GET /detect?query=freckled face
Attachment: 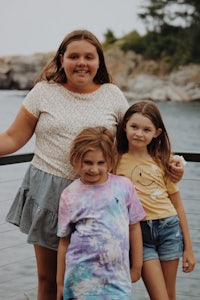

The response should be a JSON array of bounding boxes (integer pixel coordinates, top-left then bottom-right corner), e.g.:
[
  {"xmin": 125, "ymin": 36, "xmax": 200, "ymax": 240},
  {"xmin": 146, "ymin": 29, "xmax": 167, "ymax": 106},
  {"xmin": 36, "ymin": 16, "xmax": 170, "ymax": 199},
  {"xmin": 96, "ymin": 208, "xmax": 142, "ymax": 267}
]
[
  {"xmin": 60, "ymin": 40, "xmax": 100, "ymax": 92},
  {"xmin": 78, "ymin": 149, "xmax": 109, "ymax": 185}
]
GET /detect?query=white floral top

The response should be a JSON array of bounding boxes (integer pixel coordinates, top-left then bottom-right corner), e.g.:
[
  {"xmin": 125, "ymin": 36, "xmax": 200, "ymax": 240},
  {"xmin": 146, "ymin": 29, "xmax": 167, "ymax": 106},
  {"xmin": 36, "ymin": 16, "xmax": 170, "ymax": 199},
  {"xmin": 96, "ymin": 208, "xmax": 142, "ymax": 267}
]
[{"xmin": 22, "ymin": 81, "xmax": 129, "ymax": 179}]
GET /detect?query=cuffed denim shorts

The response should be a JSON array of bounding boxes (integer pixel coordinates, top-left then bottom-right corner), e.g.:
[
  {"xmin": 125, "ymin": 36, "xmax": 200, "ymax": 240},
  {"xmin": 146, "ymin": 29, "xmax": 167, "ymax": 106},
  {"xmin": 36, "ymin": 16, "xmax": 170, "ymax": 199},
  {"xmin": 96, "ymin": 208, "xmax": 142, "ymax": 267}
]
[{"xmin": 140, "ymin": 215, "xmax": 183, "ymax": 261}]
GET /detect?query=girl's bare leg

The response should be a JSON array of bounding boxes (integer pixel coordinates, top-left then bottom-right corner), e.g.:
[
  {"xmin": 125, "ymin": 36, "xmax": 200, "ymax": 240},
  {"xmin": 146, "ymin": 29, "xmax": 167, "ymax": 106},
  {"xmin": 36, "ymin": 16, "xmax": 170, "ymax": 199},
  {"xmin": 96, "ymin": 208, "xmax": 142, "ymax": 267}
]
[
  {"xmin": 34, "ymin": 245, "xmax": 57, "ymax": 300},
  {"xmin": 142, "ymin": 259, "xmax": 179, "ymax": 300},
  {"xmin": 142, "ymin": 259, "xmax": 169, "ymax": 300},
  {"xmin": 161, "ymin": 259, "xmax": 179, "ymax": 300}
]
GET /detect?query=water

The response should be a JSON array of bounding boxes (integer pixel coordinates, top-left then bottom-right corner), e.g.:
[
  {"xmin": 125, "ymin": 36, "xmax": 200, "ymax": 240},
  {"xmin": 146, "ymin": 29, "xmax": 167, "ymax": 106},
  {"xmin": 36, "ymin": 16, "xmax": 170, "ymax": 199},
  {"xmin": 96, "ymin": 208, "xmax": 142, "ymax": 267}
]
[
  {"xmin": 156, "ymin": 101, "xmax": 200, "ymax": 153},
  {"xmin": 0, "ymin": 90, "xmax": 199, "ymax": 153},
  {"xmin": 0, "ymin": 90, "xmax": 200, "ymax": 299}
]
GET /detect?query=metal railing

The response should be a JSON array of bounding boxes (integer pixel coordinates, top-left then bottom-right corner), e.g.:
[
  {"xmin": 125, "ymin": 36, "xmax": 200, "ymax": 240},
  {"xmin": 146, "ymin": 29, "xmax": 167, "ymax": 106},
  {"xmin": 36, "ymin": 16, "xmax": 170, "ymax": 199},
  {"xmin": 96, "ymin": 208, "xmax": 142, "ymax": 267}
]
[
  {"xmin": 1, "ymin": 152, "xmax": 199, "ymax": 165},
  {"xmin": 0, "ymin": 152, "xmax": 199, "ymax": 300}
]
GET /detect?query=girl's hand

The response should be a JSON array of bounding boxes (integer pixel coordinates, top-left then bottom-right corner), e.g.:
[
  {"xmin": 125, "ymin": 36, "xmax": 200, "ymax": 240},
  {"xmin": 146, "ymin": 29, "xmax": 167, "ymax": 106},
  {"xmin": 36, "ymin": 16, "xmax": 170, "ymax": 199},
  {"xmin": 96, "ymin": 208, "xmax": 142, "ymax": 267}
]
[
  {"xmin": 169, "ymin": 155, "xmax": 186, "ymax": 183},
  {"xmin": 182, "ymin": 250, "xmax": 196, "ymax": 273},
  {"xmin": 130, "ymin": 267, "xmax": 142, "ymax": 282}
]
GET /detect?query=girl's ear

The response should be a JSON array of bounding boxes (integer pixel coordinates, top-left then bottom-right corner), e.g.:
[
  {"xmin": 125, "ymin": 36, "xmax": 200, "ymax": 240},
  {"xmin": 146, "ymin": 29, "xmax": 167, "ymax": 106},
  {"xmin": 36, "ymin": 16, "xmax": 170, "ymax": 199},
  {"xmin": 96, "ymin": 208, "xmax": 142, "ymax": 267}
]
[{"xmin": 154, "ymin": 128, "xmax": 162, "ymax": 138}]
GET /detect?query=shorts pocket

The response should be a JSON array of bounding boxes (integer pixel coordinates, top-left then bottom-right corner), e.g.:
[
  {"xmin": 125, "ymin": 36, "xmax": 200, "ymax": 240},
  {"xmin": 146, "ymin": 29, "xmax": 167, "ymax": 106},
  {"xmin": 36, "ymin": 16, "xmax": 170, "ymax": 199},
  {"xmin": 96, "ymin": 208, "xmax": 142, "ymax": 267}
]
[{"xmin": 161, "ymin": 215, "xmax": 179, "ymax": 228}]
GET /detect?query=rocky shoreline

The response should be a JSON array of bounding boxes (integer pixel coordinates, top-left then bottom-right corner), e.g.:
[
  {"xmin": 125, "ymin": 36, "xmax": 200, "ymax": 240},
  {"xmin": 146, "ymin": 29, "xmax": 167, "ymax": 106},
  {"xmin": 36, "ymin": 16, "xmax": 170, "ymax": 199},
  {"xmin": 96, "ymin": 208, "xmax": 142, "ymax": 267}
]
[{"xmin": 0, "ymin": 48, "xmax": 200, "ymax": 102}]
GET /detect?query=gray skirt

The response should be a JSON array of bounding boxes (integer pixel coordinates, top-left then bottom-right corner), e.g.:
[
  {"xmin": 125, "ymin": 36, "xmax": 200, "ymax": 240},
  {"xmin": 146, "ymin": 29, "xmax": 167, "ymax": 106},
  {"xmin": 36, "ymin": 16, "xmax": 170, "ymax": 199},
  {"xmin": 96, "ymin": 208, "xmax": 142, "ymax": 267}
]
[{"xmin": 6, "ymin": 164, "xmax": 72, "ymax": 250}]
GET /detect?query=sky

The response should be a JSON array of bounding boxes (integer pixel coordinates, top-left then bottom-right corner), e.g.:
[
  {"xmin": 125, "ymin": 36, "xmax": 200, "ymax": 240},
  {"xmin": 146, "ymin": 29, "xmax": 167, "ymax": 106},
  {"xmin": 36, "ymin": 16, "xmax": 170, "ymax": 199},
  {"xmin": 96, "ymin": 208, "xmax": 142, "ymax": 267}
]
[{"xmin": 0, "ymin": 0, "xmax": 146, "ymax": 56}]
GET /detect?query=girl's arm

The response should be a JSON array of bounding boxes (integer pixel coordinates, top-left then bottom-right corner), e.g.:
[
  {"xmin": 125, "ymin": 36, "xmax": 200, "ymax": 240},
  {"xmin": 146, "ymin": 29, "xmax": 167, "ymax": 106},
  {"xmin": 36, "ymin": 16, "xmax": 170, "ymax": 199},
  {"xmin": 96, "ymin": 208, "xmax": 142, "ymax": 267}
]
[
  {"xmin": 0, "ymin": 107, "xmax": 37, "ymax": 156},
  {"xmin": 170, "ymin": 192, "xmax": 196, "ymax": 273},
  {"xmin": 57, "ymin": 236, "xmax": 70, "ymax": 300},
  {"xmin": 169, "ymin": 155, "xmax": 186, "ymax": 183},
  {"xmin": 129, "ymin": 222, "xmax": 143, "ymax": 282}
]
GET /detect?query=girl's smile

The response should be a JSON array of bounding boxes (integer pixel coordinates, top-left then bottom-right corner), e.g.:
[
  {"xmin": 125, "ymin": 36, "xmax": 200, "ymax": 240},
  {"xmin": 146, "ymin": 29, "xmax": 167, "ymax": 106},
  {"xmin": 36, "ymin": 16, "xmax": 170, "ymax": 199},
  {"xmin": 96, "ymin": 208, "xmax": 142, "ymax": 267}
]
[{"xmin": 60, "ymin": 40, "xmax": 100, "ymax": 92}]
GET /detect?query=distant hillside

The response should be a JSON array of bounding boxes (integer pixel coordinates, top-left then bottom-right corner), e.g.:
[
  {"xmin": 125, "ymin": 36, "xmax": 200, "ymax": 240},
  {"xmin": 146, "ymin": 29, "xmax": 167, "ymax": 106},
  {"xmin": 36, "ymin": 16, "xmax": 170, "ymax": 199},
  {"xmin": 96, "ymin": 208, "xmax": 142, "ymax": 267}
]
[{"xmin": 0, "ymin": 48, "xmax": 200, "ymax": 102}]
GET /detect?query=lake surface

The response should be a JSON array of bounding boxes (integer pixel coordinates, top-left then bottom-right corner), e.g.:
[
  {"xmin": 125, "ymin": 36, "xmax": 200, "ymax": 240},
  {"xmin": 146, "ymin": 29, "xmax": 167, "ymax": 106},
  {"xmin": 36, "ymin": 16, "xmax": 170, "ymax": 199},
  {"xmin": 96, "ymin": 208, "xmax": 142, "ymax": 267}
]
[
  {"xmin": 0, "ymin": 90, "xmax": 199, "ymax": 300},
  {"xmin": 1, "ymin": 90, "xmax": 199, "ymax": 153}
]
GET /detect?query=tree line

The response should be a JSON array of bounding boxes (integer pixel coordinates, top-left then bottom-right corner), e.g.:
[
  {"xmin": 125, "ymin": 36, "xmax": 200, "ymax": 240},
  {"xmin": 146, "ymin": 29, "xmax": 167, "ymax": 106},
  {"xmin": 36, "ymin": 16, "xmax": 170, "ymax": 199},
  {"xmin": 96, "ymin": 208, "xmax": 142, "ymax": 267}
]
[{"xmin": 103, "ymin": 0, "xmax": 200, "ymax": 69}]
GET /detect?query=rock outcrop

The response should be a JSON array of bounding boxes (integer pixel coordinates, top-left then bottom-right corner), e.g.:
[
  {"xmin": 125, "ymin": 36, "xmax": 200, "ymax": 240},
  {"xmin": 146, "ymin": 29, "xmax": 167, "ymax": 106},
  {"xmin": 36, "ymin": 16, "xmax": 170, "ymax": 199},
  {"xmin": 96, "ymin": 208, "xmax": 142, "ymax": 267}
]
[
  {"xmin": 0, "ymin": 52, "xmax": 53, "ymax": 90},
  {"xmin": 0, "ymin": 48, "xmax": 200, "ymax": 102},
  {"xmin": 105, "ymin": 48, "xmax": 200, "ymax": 102}
]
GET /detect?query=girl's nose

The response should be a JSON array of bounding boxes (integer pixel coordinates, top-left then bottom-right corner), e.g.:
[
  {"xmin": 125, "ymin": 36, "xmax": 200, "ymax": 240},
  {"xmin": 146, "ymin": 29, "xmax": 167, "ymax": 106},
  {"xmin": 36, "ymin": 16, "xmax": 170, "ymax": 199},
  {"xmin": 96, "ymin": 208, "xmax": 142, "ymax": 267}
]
[
  {"xmin": 89, "ymin": 165, "xmax": 98, "ymax": 173},
  {"xmin": 135, "ymin": 129, "xmax": 143, "ymax": 136},
  {"xmin": 77, "ymin": 57, "xmax": 86, "ymax": 66}
]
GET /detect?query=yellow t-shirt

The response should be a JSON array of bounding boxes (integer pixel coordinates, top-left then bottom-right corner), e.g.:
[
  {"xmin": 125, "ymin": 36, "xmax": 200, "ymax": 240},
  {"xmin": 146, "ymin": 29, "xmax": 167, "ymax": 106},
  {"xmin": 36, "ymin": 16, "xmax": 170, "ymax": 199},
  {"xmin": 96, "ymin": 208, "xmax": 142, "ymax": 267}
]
[{"xmin": 116, "ymin": 153, "xmax": 178, "ymax": 220}]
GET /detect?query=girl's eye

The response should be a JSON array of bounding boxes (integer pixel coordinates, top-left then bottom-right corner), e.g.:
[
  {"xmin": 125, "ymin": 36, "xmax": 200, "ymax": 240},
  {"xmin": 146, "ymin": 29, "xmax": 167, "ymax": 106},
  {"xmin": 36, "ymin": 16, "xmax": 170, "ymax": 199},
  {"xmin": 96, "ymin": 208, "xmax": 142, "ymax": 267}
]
[
  {"xmin": 68, "ymin": 54, "xmax": 78, "ymax": 59},
  {"xmin": 83, "ymin": 160, "xmax": 92, "ymax": 165},
  {"xmin": 86, "ymin": 55, "xmax": 93, "ymax": 59},
  {"xmin": 69, "ymin": 55, "xmax": 77, "ymax": 60},
  {"xmin": 98, "ymin": 161, "xmax": 105, "ymax": 165}
]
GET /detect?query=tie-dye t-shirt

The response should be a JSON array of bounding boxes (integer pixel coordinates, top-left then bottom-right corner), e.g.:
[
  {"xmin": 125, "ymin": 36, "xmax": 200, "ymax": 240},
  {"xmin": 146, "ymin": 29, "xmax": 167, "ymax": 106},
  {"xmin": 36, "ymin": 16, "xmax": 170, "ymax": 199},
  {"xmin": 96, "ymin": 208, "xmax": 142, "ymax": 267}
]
[{"xmin": 57, "ymin": 173, "xmax": 145, "ymax": 299}]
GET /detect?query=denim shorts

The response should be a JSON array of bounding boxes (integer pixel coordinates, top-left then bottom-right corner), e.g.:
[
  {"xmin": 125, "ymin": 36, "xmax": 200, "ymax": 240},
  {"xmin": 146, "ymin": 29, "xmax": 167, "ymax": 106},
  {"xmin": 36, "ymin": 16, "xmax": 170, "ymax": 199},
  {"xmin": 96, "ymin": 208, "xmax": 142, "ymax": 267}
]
[{"xmin": 140, "ymin": 215, "xmax": 183, "ymax": 261}]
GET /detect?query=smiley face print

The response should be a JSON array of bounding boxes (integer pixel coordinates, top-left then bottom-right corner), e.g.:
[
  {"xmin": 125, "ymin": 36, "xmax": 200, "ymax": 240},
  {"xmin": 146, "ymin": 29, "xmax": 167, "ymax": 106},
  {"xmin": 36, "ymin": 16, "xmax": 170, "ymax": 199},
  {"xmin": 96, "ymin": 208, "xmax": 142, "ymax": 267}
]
[{"xmin": 130, "ymin": 163, "xmax": 163, "ymax": 201}]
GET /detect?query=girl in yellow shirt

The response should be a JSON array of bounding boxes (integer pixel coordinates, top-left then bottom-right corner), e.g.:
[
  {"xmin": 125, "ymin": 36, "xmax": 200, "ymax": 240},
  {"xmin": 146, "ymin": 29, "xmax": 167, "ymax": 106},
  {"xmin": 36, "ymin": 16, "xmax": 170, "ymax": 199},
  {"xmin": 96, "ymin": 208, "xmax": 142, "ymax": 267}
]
[{"xmin": 116, "ymin": 101, "xmax": 196, "ymax": 300}]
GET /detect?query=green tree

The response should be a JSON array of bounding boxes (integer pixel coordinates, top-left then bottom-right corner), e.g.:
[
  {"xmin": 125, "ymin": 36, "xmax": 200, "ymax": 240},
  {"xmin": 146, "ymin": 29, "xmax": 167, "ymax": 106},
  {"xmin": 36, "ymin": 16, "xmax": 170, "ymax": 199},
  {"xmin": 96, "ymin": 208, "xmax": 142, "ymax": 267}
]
[
  {"xmin": 120, "ymin": 31, "xmax": 145, "ymax": 53},
  {"xmin": 135, "ymin": 0, "xmax": 200, "ymax": 67},
  {"xmin": 103, "ymin": 29, "xmax": 117, "ymax": 48},
  {"xmin": 139, "ymin": 0, "xmax": 199, "ymax": 32}
]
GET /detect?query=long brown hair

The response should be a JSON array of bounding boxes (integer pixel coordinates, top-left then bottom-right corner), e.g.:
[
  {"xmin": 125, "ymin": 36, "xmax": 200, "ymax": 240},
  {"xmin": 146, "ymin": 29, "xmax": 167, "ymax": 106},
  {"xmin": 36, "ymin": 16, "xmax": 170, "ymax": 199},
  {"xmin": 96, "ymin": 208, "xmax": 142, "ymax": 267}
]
[
  {"xmin": 116, "ymin": 101, "xmax": 172, "ymax": 174},
  {"xmin": 35, "ymin": 29, "xmax": 112, "ymax": 84}
]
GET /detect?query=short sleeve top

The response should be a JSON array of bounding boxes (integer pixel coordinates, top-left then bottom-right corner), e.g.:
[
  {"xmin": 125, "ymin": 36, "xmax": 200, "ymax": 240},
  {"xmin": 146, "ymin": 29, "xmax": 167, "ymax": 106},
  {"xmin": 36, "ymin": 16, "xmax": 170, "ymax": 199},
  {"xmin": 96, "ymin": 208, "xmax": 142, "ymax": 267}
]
[
  {"xmin": 22, "ymin": 81, "xmax": 129, "ymax": 178},
  {"xmin": 116, "ymin": 153, "xmax": 178, "ymax": 220},
  {"xmin": 57, "ymin": 173, "xmax": 146, "ymax": 298},
  {"xmin": 58, "ymin": 173, "xmax": 146, "ymax": 238}
]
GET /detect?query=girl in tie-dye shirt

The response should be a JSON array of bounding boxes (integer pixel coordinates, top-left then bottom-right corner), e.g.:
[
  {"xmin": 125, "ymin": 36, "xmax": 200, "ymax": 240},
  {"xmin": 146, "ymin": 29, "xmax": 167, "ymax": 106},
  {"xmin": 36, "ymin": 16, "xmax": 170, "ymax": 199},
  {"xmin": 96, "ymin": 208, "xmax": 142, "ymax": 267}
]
[{"xmin": 57, "ymin": 126, "xmax": 146, "ymax": 300}]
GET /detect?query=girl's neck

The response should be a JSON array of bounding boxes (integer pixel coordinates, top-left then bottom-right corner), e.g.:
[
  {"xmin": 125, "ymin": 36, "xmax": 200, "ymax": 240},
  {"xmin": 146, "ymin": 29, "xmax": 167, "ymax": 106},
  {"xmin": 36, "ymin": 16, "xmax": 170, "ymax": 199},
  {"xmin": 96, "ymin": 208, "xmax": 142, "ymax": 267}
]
[
  {"xmin": 62, "ymin": 83, "xmax": 101, "ymax": 94},
  {"xmin": 128, "ymin": 147, "xmax": 150, "ymax": 158}
]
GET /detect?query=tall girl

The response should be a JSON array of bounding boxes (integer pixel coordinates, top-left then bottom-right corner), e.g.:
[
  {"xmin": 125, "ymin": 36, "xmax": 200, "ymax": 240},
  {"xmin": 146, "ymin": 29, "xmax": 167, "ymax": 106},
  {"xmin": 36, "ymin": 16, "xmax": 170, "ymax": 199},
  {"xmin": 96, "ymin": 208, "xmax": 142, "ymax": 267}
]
[
  {"xmin": 56, "ymin": 126, "xmax": 146, "ymax": 300},
  {"xmin": 116, "ymin": 101, "xmax": 196, "ymax": 300}
]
